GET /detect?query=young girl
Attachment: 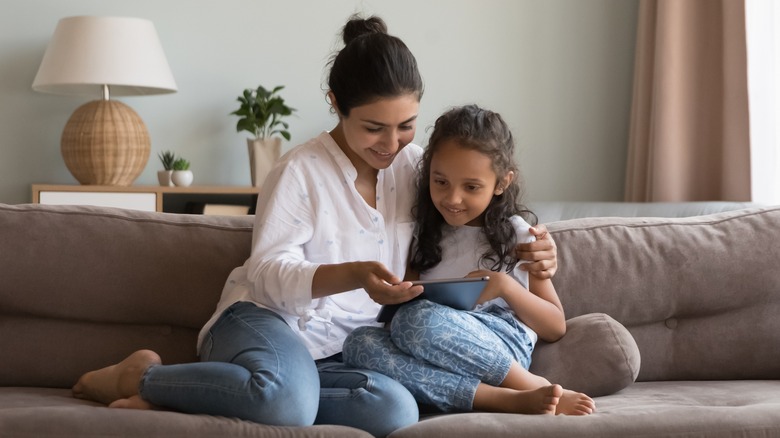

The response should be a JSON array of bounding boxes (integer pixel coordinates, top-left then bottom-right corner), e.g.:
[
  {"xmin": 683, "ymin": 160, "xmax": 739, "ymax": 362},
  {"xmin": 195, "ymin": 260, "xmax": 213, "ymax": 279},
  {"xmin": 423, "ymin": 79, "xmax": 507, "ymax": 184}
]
[{"xmin": 343, "ymin": 104, "xmax": 595, "ymax": 415}]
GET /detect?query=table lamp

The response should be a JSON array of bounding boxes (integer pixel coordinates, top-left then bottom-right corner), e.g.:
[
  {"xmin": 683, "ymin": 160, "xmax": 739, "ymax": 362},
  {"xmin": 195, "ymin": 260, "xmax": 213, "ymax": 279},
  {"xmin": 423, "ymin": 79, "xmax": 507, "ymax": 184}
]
[{"xmin": 32, "ymin": 16, "xmax": 177, "ymax": 186}]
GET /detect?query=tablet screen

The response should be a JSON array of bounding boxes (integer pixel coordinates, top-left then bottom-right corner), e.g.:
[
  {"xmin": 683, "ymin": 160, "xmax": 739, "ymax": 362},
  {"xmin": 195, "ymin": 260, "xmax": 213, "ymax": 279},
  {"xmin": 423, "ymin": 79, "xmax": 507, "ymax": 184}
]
[{"xmin": 376, "ymin": 276, "xmax": 489, "ymax": 323}]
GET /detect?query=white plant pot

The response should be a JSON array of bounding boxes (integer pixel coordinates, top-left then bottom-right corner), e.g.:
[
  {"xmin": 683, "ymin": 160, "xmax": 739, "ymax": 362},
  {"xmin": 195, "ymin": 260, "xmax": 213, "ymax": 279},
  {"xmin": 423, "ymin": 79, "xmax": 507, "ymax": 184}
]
[
  {"xmin": 248, "ymin": 137, "xmax": 281, "ymax": 187},
  {"xmin": 157, "ymin": 170, "xmax": 174, "ymax": 186},
  {"xmin": 172, "ymin": 170, "xmax": 193, "ymax": 187}
]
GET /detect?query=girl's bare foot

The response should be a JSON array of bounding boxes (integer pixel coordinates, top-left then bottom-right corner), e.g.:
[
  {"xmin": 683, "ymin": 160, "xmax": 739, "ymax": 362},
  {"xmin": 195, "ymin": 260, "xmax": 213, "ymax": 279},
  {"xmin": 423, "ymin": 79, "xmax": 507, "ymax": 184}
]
[
  {"xmin": 555, "ymin": 389, "xmax": 595, "ymax": 415},
  {"xmin": 509, "ymin": 384, "xmax": 562, "ymax": 415},
  {"xmin": 474, "ymin": 382, "xmax": 562, "ymax": 414},
  {"xmin": 72, "ymin": 350, "xmax": 161, "ymax": 406}
]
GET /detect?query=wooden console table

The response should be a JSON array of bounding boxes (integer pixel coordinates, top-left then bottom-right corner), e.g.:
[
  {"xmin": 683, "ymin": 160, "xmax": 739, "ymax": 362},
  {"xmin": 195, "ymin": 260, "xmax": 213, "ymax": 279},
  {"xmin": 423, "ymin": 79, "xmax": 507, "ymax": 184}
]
[{"xmin": 32, "ymin": 184, "xmax": 260, "ymax": 213}]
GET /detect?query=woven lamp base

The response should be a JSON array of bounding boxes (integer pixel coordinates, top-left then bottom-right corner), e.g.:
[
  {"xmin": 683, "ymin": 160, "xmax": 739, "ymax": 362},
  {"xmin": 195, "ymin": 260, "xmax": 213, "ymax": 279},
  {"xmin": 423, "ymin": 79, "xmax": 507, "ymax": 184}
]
[{"xmin": 61, "ymin": 99, "xmax": 150, "ymax": 186}]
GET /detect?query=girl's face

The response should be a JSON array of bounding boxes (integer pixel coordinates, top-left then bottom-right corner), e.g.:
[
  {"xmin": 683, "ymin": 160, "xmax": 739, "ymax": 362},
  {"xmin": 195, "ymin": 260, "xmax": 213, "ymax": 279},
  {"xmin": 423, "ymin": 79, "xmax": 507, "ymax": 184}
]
[
  {"xmin": 429, "ymin": 140, "xmax": 512, "ymax": 227},
  {"xmin": 334, "ymin": 94, "xmax": 419, "ymax": 171}
]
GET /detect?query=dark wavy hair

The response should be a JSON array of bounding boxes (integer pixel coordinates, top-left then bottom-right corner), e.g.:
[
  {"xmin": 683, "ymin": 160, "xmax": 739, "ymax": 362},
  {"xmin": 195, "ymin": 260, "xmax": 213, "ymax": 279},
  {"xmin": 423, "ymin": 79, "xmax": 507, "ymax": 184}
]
[
  {"xmin": 409, "ymin": 104, "xmax": 536, "ymax": 274},
  {"xmin": 327, "ymin": 15, "xmax": 424, "ymax": 116}
]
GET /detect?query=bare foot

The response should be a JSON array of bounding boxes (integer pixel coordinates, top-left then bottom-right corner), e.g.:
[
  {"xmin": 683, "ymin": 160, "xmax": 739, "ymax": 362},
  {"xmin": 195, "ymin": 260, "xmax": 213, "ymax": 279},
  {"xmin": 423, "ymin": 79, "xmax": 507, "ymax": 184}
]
[
  {"xmin": 72, "ymin": 350, "xmax": 161, "ymax": 405},
  {"xmin": 110, "ymin": 394, "xmax": 157, "ymax": 410},
  {"xmin": 509, "ymin": 384, "xmax": 562, "ymax": 415},
  {"xmin": 555, "ymin": 389, "xmax": 595, "ymax": 415}
]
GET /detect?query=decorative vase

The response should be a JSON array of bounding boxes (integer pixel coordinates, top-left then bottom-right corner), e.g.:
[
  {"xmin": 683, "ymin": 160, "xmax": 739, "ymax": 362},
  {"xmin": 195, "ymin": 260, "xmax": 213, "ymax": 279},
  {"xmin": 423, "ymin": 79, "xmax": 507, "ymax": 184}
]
[
  {"xmin": 172, "ymin": 170, "xmax": 193, "ymax": 187},
  {"xmin": 247, "ymin": 137, "xmax": 281, "ymax": 187},
  {"xmin": 157, "ymin": 170, "xmax": 174, "ymax": 186}
]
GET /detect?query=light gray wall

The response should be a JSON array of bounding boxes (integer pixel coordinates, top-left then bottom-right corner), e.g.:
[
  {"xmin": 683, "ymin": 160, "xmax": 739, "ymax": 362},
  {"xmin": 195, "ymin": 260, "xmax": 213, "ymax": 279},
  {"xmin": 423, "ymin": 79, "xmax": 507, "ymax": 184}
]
[{"xmin": 0, "ymin": 0, "xmax": 638, "ymax": 205}]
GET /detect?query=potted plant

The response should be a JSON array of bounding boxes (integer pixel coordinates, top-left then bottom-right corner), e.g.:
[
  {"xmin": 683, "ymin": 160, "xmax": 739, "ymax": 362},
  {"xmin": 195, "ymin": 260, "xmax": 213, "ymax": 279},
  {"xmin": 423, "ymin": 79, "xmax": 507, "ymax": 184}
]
[
  {"xmin": 171, "ymin": 157, "xmax": 193, "ymax": 187},
  {"xmin": 157, "ymin": 150, "xmax": 176, "ymax": 186},
  {"xmin": 231, "ymin": 85, "xmax": 295, "ymax": 187}
]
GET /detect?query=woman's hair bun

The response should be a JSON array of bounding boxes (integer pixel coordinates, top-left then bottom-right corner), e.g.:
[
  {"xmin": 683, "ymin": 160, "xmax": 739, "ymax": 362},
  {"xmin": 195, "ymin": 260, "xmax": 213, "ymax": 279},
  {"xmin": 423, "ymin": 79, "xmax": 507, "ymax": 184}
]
[{"xmin": 342, "ymin": 15, "xmax": 388, "ymax": 45}]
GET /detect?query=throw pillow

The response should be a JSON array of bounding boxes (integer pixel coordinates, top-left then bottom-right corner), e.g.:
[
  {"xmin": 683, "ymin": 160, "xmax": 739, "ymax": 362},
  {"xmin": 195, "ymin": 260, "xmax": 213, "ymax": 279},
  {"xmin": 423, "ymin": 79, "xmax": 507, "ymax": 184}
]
[{"xmin": 529, "ymin": 312, "xmax": 640, "ymax": 397}]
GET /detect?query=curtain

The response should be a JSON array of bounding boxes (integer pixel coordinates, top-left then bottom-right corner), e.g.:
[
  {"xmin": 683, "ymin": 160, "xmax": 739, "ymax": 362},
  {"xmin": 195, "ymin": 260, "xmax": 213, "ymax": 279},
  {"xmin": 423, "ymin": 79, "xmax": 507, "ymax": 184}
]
[
  {"xmin": 625, "ymin": 0, "xmax": 751, "ymax": 202},
  {"xmin": 745, "ymin": 0, "xmax": 780, "ymax": 205}
]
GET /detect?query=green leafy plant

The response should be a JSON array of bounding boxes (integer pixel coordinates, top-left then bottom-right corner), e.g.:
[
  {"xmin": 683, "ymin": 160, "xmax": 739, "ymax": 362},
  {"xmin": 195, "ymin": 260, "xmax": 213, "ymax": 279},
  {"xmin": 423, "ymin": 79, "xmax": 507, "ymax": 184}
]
[
  {"xmin": 172, "ymin": 158, "xmax": 190, "ymax": 171},
  {"xmin": 231, "ymin": 85, "xmax": 295, "ymax": 141},
  {"xmin": 158, "ymin": 150, "xmax": 176, "ymax": 170}
]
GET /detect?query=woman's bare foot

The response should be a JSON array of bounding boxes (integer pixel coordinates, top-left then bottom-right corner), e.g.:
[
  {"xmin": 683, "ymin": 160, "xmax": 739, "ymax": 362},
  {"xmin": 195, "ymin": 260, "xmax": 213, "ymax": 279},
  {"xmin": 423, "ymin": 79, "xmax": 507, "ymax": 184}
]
[
  {"xmin": 110, "ymin": 394, "xmax": 157, "ymax": 410},
  {"xmin": 72, "ymin": 350, "xmax": 161, "ymax": 406},
  {"xmin": 555, "ymin": 389, "xmax": 595, "ymax": 415},
  {"xmin": 508, "ymin": 384, "xmax": 562, "ymax": 415}
]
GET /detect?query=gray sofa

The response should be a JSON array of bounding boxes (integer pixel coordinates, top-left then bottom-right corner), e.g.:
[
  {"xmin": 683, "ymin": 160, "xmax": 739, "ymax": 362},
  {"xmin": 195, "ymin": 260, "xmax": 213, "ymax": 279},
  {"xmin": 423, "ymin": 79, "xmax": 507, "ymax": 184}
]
[{"xmin": 1, "ymin": 201, "xmax": 778, "ymax": 437}]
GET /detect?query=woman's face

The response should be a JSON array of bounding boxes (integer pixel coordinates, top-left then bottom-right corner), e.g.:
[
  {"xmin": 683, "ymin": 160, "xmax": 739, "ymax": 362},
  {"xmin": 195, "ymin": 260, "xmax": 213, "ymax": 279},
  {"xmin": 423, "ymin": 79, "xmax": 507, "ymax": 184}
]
[{"xmin": 334, "ymin": 94, "xmax": 419, "ymax": 171}]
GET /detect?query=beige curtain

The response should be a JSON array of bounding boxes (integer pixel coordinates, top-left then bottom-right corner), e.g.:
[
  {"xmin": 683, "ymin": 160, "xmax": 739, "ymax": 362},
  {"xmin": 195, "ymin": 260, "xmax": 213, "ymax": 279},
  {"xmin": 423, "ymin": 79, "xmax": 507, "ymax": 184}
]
[{"xmin": 625, "ymin": 0, "xmax": 751, "ymax": 202}]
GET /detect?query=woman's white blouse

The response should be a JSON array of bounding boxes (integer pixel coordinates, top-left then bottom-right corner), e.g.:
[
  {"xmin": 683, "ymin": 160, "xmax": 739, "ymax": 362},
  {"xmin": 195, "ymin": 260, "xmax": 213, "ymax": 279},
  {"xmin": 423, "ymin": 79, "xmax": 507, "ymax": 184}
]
[{"xmin": 198, "ymin": 132, "xmax": 421, "ymax": 359}]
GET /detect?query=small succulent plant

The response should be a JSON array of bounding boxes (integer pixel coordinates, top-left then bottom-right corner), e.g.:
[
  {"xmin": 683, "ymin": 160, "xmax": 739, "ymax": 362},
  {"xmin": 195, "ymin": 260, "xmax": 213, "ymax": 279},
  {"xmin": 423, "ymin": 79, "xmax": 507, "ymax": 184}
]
[
  {"xmin": 172, "ymin": 158, "xmax": 190, "ymax": 171},
  {"xmin": 158, "ymin": 151, "xmax": 176, "ymax": 171}
]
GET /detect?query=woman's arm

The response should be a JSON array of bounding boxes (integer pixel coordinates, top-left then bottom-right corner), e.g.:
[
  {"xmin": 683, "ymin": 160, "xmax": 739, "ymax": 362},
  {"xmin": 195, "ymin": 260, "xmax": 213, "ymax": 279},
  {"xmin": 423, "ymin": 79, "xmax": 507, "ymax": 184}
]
[
  {"xmin": 516, "ymin": 225, "xmax": 557, "ymax": 279},
  {"xmin": 312, "ymin": 262, "xmax": 422, "ymax": 304}
]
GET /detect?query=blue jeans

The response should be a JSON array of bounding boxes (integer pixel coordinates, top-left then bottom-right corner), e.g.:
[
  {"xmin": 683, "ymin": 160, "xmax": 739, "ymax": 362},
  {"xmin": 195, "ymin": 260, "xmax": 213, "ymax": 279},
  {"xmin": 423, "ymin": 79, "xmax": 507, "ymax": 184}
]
[
  {"xmin": 139, "ymin": 302, "xmax": 418, "ymax": 437},
  {"xmin": 342, "ymin": 300, "xmax": 534, "ymax": 412}
]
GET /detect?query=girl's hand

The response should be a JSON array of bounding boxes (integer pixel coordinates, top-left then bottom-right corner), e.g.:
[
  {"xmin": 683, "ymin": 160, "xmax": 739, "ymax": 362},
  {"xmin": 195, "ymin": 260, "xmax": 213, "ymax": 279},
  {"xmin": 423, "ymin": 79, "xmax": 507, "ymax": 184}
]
[
  {"xmin": 516, "ymin": 224, "xmax": 558, "ymax": 279},
  {"xmin": 467, "ymin": 270, "xmax": 512, "ymax": 304},
  {"xmin": 352, "ymin": 261, "xmax": 423, "ymax": 305}
]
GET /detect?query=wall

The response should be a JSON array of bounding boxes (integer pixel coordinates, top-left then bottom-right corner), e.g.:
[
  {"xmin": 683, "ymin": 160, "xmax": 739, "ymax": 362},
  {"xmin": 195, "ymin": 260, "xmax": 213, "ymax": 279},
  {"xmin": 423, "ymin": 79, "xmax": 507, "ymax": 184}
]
[{"xmin": 0, "ymin": 0, "xmax": 638, "ymax": 205}]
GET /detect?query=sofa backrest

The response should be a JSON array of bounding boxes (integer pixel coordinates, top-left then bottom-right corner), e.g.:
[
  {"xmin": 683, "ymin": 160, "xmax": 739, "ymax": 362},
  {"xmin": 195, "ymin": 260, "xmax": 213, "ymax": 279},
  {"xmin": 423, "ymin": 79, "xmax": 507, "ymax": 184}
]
[
  {"xmin": 0, "ymin": 204, "xmax": 254, "ymax": 388},
  {"xmin": 3, "ymin": 203, "xmax": 777, "ymax": 387},
  {"xmin": 528, "ymin": 201, "xmax": 759, "ymax": 223},
  {"xmin": 548, "ymin": 205, "xmax": 780, "ymax": 381}
]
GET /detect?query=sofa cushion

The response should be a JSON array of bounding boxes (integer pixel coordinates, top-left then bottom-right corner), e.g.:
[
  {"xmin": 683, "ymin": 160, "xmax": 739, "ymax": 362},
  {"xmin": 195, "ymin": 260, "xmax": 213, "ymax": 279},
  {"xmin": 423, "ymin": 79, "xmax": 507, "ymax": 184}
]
[
  {"xmin": 547, "ymin": 206, "xmax": 780, "ymax": 381},
  {"xmin": 390, "ymin": 380, "xmax": 780, "ymax": 438},
  {"xmin": 0, "ymin": 204, "xmax": 254, "ymax": 387},
  {"xmin": 0, "ymin": 387, "xmax": 372, "ymax": 437},
  {"xmin": 530, "ymin": 313, "xmax": 640, "ymax": 396}
]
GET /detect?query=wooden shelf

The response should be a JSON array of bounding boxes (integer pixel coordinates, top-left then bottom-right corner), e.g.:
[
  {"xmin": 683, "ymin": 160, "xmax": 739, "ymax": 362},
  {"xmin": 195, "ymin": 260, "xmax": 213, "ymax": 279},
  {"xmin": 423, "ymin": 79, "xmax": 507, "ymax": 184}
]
[{"xmin": 32, "ymin": 184, "xmax": 260, "ymax": 213}]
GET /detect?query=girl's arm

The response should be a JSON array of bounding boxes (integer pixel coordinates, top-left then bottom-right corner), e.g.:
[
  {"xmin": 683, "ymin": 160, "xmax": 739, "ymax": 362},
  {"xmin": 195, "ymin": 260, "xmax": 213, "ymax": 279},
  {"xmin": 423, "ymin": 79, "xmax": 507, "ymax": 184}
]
[
  {"xmin": 474, "ymin": 271, "xmax": 566, "ymax": 342},
  {"xmin": 516, "ymin": 274, "xmax": 566, "ymax": 341}
]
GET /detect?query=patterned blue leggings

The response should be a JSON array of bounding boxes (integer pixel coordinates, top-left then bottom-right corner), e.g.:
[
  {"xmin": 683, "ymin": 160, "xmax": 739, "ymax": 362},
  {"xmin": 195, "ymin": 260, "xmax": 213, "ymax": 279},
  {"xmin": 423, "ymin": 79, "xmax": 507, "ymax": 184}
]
[{"xmin": 342, "ymin": 300, "xmax": 534, "ymax": 412}]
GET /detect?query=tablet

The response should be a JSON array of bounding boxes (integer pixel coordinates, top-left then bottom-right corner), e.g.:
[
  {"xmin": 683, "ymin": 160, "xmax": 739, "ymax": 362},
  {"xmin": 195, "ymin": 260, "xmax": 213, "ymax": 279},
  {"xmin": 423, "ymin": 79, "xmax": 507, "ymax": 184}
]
[{"xmin": 376, "ymin": 276, "xmax": 490, "ymax": 323}]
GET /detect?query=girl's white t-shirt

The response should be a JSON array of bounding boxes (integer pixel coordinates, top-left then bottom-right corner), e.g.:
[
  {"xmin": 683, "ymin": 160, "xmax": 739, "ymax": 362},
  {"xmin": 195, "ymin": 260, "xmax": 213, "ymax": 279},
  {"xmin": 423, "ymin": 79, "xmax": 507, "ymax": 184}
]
[{"xmin": 419, "ymin": 216, "xmax": 539, "ymax": 344}]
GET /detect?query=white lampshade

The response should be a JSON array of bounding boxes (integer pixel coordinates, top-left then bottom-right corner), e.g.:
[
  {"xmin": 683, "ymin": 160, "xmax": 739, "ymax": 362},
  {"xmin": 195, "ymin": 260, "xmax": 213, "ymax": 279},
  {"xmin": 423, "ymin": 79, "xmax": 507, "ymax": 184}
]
[
  {"xmin": 33, "ymin": 16, "xmax": 177, "ymax": 96},
  {"xmin": 32, "ymin": 16, "xmax": 177, "ymax": 186}
]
